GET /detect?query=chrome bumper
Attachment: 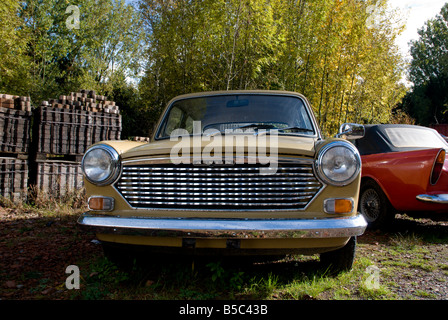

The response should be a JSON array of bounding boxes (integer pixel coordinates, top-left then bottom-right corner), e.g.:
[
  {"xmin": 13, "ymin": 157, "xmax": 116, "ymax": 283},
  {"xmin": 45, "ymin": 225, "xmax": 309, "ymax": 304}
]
[
  {"xmin": 78, "ymin": 213, "xmax": 367, "ymax": 239},
  {"xmin": 416, "ymin": 194, "xmax": 448, "ymax": 204}
]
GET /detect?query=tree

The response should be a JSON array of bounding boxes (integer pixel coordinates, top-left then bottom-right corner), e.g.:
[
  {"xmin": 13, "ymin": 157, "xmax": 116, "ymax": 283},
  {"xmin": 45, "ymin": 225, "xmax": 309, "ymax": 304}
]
[
  {"xmin": 8, "ymin": 0, "xmax": 144, "ymax": 103},
  {"xmin": 138, "ymin": 0, "xmax": 406, "ymax": 135},
  {"xmin": 139, "ymin": 0, "xmax": 280, "ymax": 118},
  {"xmin": 401, "ymin": 3, "xmax": 448, "ymax": 126},
  {"xmin": 274, "ymin": 0, "xmax": 406, "ymax": 135},
  {"xmin": 0, "ymin": 0, "xmax": 32, "ymax": 95}
]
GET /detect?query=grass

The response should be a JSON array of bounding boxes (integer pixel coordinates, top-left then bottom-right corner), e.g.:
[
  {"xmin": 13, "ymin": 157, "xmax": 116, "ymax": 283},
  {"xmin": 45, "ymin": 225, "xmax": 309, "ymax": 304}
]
[
  {"xmin": 61, "ymin": 252, "xmax": 399, "ymax": 300},
  {"xmin": 78, "ymin": 227, "xmax": 445, "ymax": 301},
  {"xmin": 0, "ymin": 192, "xmax": 446, "ymax": 301}
]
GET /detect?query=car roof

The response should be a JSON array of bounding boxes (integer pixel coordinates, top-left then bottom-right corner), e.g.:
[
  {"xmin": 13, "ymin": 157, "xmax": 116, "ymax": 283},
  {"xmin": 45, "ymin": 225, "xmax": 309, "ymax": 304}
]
[{"xmin": 352, "ymin": 124, "xmax": 442, "ymax": 155}]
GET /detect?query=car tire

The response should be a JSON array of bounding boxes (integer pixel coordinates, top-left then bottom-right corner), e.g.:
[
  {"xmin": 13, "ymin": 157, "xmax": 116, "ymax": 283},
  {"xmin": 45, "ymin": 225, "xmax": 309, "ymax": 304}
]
[
  {"xmin": 359, "ymin": 180, "xmax": 394, "ymax": 229},
  {"xmin": 320, "ymin": 236, "xmax": 356, "ymax": 274},
  {"xmin": 101, "ymin": 242, "xmax": 138, "ymax": 269}
]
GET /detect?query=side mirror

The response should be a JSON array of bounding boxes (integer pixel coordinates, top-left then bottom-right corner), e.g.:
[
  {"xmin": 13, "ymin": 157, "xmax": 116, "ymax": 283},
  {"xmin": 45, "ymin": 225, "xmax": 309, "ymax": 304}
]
[{"xmin": 336, "ymin": 123, "xmax": 365, "ymax": 140}]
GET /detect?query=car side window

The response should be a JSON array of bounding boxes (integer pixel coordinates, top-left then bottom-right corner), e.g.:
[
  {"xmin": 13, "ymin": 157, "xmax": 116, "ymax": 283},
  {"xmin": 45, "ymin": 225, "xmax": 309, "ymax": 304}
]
[{"xmin": 163, "ymin": 106, "xmax": 184, "ymax": 136}]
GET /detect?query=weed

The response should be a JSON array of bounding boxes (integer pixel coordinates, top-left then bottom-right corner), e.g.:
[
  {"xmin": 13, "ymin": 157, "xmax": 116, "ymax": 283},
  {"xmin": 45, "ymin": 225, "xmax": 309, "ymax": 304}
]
[
  {"xmin": 248, "ymin": 272, "xmax": 279, "ymax": 294},
  {"xmin": 74, "ymin": 257, "xmax": 130, "ymax": 299},
  {"xmin": 390, "ymin": 232, "xmax": 423, "ymax": 251},
  {"xmin": 204, "ymin": 260, "xmax": 246, "ymax": 290},
  {"xmin": 229, "ymin": 271, "xmax": 245, "ymax": 290},
  {"xmin": 281, "ymin": 273, "xmax": 330, "ymax": 299},
  {"xmin": 415, "ymin": 290, "xmax": 437, "ymax": 299},
  {"xmin": 206, "ymin": 261, "xmax": 225, "ymax": 283},
  {"xmin": 358, "ymin": 283, "xmax": 391, "ymax": 300}
]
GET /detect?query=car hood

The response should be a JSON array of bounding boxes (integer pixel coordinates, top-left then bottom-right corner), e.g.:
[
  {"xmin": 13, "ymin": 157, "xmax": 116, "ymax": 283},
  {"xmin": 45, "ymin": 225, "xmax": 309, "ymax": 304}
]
[{"xmin": 112, "ymin": 134, "xmax": 318, "ymax": 160}]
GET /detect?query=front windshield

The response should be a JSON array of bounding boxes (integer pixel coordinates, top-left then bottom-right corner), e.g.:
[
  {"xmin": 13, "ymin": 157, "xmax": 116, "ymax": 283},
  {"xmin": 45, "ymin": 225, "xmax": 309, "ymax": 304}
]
[{"xmin": 156, "ymin": 94, "xmax": 316, "ymax": 139}]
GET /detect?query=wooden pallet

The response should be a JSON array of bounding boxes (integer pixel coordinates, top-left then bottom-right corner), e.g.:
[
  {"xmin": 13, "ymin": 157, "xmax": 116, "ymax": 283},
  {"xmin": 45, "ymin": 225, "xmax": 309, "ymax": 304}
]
[
  {"xmin": 0, "ymin": 157, "xmax": 28, "ymax": 202},
  {"xmin": 32, "ymin": 107, "xmax": 92, "ymax": 156},
  {"xmin": 41, "ymin": 89, "xmax": 120, "ymax": 114},
  {"xmin": 32, "ymin": 107, "xmax": 121, "ymax": 156},
  {"xmin": 33, "ymin": 159, "xmax": 84, "ymax": 197},
  {"xmin": 0, "ymin": 107, "xmax": 32, "ymax": 154},
  {"xmin": 0, "ymin": 90, "xmax": 122, "ymax": 200},
  {"xmin": 32, "ymin": 90, "xmax": 122, "ymax": 157}
]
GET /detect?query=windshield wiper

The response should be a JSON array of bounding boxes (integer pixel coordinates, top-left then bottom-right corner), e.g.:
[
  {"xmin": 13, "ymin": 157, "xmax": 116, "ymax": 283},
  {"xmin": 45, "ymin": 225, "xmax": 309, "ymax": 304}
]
[
  {"xmin": 233, "ymin": 123, "xmax": 278, "ymax": 130},
  {"xmin": 206, "ymin": 124, "xmax": 314, "ymax": 136},
  {"xmin": 234, "ymin": 124, "xmax": 314, "ymax": 133},
  {"xmin": 277, "ymin": 126, "xmax": 314, "ymax": 133}
]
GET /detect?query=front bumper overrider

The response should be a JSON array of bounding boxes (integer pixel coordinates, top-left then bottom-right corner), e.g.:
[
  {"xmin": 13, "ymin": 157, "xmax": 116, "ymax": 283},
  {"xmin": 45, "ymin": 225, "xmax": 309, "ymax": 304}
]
[{"xmin": 78, "ymin": 213, "xmax": 367, "ymax": 239}]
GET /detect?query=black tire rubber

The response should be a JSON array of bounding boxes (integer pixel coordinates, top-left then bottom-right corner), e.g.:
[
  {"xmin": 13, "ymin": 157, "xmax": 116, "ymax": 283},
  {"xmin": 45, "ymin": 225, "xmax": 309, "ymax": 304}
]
[
  {"xmin": 359, "ymin": 179, "xmax": 394, "ymax": 229},
  {"xmin": 320, "ymin": 236, "xmax": 357, "ymax": 274}
]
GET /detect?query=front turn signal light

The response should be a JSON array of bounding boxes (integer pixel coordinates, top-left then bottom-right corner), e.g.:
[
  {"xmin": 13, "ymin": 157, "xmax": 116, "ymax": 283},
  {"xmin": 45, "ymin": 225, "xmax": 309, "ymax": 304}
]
[
  {"xmin": 324, "ymin": 198, "xmax": 354, "ymax": 214},
  {"xmin": 88, "ymin": 196, "xmax": 114, "ymax": 211}
]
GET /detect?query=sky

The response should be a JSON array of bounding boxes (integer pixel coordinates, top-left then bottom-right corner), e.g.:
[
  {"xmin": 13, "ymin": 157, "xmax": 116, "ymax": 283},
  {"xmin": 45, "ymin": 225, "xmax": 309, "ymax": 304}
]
[{"xmin": 388, "ymin": 0, "xmax": 447, "ymax": 60}]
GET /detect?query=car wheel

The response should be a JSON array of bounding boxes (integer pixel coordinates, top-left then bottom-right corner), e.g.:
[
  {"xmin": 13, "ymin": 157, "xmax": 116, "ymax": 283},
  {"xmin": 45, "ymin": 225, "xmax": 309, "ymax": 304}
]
[
  {"xmin": 320, "ymin": 236, "xmax": 356, "ymax": 274},
  {"xmin": 101, "ymin": 242, "xmax": 138, "ymax": 269},
  {"xmin": 359, "ymin": 180, "xmax": 393, "ymax": 229}
]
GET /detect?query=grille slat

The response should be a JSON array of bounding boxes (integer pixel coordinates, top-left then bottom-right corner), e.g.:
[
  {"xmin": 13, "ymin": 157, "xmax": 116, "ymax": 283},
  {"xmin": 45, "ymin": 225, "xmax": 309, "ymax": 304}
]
[{"xmin": 115, "ymin": 163, "xmax": 323, "ymax": 210}]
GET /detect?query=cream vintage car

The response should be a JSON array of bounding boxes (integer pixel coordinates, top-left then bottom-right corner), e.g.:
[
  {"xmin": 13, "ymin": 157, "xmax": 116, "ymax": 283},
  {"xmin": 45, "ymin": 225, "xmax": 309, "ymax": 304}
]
[{"xmin": 78, "ymin": 91, "xmax": 367, "ymax": 272}]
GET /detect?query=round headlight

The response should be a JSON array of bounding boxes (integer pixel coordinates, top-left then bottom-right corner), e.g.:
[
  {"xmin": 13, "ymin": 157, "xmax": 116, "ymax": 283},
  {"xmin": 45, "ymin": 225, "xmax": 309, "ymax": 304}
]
[
  {"xmin": 315, "ymin": 141, "xmax": 361, "ymax": 186},
  {"xmin": 81, "ymin": 144, "xmax": 121, "ymax": 185}
]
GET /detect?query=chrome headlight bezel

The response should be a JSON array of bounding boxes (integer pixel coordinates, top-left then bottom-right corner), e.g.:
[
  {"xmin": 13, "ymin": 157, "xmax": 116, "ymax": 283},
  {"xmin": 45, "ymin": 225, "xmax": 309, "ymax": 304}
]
[
  {"xmin": 81, "ymin": 144, "xmax": 121, "ymax": 186},
  {"xmin": 315, "ymin": 141, "xmax": 361, "ymax": 187}
]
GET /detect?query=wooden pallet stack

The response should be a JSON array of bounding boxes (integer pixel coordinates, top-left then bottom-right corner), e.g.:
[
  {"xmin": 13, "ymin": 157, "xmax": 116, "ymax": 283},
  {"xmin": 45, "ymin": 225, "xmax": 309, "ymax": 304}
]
[
  {"xmin": 34, "ymin": 89, "xmax": 121, "ymax": 156},
  {"xmin": 33, "ymin": 160, "xmax": 84, "ymax": 198},
  {"xmin": 0, "ymin": 157, "xmax": 29, "ymax": 202},
  {"xmin": 29, "ymin": 90, "xmax": 122, "ymax": 197},
  {"xmin": 0, "ymin": 94, "xmax": 32, "ymax": 202}
]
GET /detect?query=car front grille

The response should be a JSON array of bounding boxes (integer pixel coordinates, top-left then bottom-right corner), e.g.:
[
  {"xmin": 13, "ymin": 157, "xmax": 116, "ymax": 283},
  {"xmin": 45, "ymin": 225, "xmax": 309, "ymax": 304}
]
[{"xmin": 115, "ymin": 163, "xmax": 323, "ymax": 210}]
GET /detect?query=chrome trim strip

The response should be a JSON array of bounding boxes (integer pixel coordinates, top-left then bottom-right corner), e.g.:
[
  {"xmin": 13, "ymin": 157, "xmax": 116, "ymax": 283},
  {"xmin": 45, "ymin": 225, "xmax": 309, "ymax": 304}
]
[
  {"xmin": 416, "ymin": 194, "xmax": 448, "ymax": 204},
  {"xmin": 117, "ymin": 186, "xmax": 320, "ymax": 191},
  {"xmin": 78, "ymin": 213, "xmax": 367, "ymax": 239},
  {"xmin": 114, "ymin": 161, "xmax": 325, "ymax": 211},
  {"xmin": 121, "ymin": 156, "xmax": 314, "ymax": 166}
]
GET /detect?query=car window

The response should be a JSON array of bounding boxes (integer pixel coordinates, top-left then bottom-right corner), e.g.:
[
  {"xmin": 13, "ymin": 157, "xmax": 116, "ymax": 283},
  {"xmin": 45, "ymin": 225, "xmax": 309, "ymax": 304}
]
[
  {"xmin": 384, "ymin": 127, "xmax": 448, "ymax": 149},
  {"xmin": 163, "ymin": 106, "xmax": 184, "ymax": 134},
  {"xmin": 156, "ymin": 94, "xmax": 316, "ymax": 139}
]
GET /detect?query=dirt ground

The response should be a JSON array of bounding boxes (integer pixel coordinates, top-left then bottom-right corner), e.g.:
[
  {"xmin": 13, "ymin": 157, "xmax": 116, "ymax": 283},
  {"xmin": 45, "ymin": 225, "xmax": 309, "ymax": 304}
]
[
  {"xmin": 0, "ymin": 205, "xmax": 447, "ymax": 300},
  {"xmin": 357, "ymin": 213, "xmax": 448, "ymax": 300}
]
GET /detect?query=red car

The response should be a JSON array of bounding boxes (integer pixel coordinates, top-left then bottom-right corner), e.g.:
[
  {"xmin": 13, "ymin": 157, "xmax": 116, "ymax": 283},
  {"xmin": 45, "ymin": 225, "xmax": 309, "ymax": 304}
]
[{"xmin": 352, "ymin": 124, "xmax": 448, "ymax": 228}]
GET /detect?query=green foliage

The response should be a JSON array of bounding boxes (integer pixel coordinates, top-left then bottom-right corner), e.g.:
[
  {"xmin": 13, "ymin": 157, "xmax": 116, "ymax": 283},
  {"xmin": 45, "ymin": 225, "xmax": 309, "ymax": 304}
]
[
  {"xmin": 400, "ymin": 3, "xmax": 448, "ymax": 126},
  {"xmin": 1, "ymin": 0, "xmax": 408, "ymax": 137},
  {"xmin": 206, "ymin": 260, "xmax": 245, "ymax": 290},
  {"xmin": 77, "ymin": 257, "xmax": 130, "ymax": 299},
  {"xmin": 0, "ymin": 0, "xmax": 144, "ymax": 105},
  {"xmin": 138, "ymin": 0, "xmax": 407, "ymax": 135},
  {"xmin": 206, "ymin": 261, "xmax": 226, "ymax": 283},
  {"xmin": 0, "ymin": 0, "xmax": 32, "ymax": 94}
]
